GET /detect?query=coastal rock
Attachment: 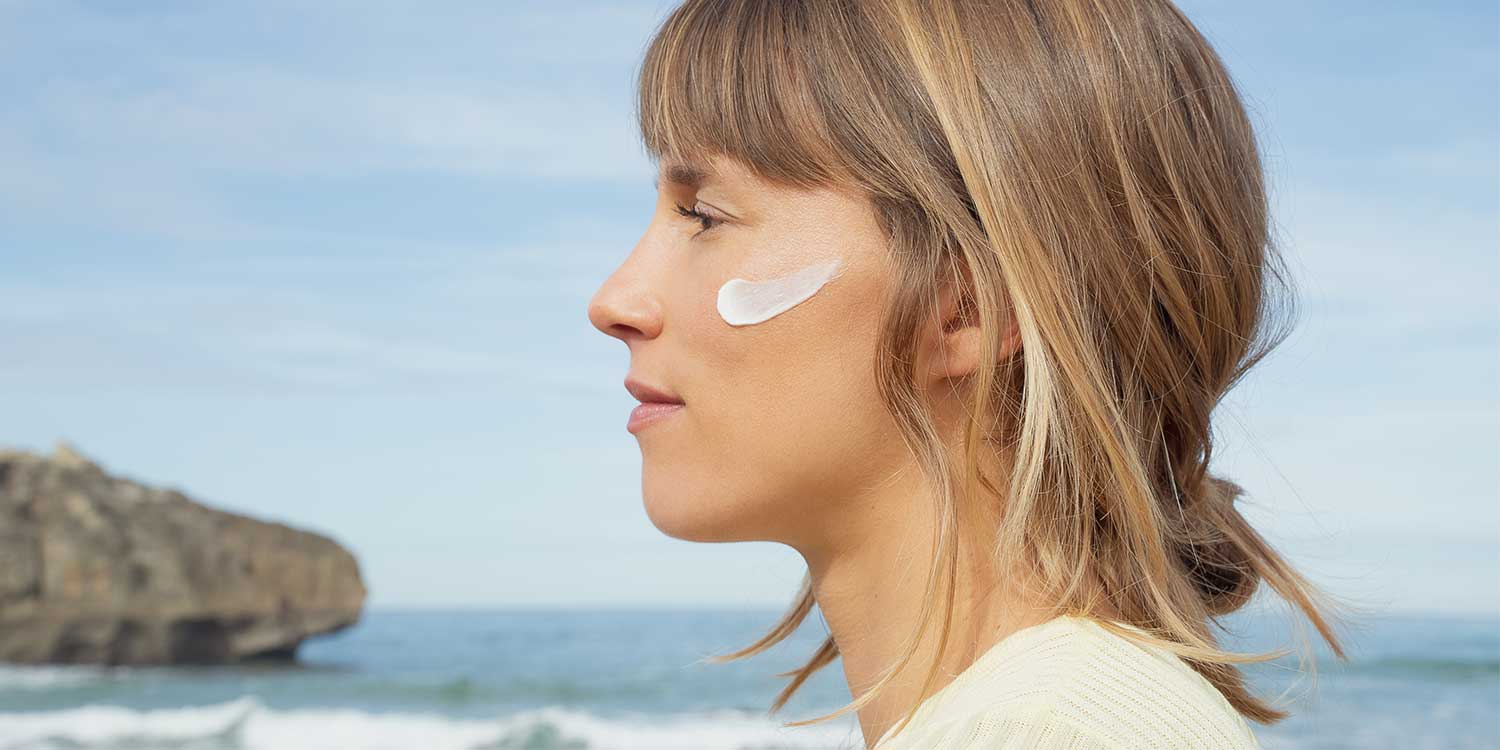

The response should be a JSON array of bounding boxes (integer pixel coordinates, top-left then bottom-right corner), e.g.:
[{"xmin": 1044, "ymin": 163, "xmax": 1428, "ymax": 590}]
[{"xmin": 0, "ymin": 441, "xmax": 366, "ymax": 665}]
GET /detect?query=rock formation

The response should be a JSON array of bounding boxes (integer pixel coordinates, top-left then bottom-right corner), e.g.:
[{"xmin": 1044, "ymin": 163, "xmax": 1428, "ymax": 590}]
[{"xmin": 0, "ymin": 441, "xmax": 366, "ymax": 665}]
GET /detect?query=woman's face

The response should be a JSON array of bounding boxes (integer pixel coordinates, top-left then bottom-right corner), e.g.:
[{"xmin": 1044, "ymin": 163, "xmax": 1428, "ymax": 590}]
[{"xmin": 588, "ymin": 154, "xmax": 915, "ymax": 552}]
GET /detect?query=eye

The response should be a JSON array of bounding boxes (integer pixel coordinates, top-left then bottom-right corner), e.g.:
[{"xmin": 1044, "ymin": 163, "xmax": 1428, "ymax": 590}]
[{"xmin": 673, "ymin": 203, "xmax": 724, "ymax": 236}]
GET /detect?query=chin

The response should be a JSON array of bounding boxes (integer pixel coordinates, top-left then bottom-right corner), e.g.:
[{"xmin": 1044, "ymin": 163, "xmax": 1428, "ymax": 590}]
[{"xmin": 640, "ymin": 473, "xmax": 757, "ymax": 544}]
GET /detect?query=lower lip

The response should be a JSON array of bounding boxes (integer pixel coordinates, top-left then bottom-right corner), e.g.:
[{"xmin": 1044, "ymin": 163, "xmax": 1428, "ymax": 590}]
[{"xmin": 627, "ymin": 402, "xmax": 684, "ymax": 434}]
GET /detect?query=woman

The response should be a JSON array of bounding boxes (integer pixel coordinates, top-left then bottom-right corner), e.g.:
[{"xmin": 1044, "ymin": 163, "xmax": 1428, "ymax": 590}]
[{"xmin": 587, "ymin": 1, "xmax": 1356, "ymax": 748}]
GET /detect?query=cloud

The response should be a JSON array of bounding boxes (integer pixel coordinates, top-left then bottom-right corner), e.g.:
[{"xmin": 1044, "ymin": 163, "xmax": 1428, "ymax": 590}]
[
  {"xmin": 0, "ymin": 1, "xmax": 660, "ymax": 245},
  {"xmin": 28, "ymin": 70, "xmax": 646, "ymax": 181},
  {"xmin": 0, "ymin": 230, "xmax": 626, "ymax": 396}
]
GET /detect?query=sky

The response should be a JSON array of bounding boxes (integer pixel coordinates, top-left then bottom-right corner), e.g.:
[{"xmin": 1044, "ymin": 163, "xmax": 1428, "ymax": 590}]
[{"xmin": 0, "ymin": 1, "xmax": 1495, "ymax": 616}]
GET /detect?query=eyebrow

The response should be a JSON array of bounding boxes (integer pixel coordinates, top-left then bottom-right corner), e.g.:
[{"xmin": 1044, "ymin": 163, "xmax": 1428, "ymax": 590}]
[{"xmin": 654, "ymin": 161, "xmax": 715, "ymax": 191}]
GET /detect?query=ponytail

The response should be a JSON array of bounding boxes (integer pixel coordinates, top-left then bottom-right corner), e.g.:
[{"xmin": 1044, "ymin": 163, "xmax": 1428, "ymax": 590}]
[{"xmin": 1176, "ymin": 475, "xmax": 1260, "ymax": 616}]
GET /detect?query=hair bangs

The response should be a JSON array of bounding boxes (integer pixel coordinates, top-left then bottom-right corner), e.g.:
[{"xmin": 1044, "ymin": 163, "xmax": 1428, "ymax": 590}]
[{"xmin": 635, "ymin": 0, "xmax": 852, "ymax": 189}]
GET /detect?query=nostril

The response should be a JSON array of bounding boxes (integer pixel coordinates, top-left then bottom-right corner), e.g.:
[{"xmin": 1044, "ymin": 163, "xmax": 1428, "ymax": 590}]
[{"xmin": 608, "ymin": 323, "xmax": 646, "ymax": 341}]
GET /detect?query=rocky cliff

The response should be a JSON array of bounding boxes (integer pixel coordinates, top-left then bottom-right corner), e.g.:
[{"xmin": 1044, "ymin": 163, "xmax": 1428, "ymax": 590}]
[{"xmin": 0, "ymin": 441, "xmax": 366, "ymax": 665}]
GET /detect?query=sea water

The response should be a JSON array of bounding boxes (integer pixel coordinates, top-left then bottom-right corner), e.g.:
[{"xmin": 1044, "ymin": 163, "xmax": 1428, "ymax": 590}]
[{"xmin": 0, "ymin": 608, "xmax": 1493, "ymax": 749}]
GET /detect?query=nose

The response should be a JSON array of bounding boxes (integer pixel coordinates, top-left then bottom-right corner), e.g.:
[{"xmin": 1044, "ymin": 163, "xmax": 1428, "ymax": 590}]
[{"xmin": 587, "ymin": 250, "xmax": 665, "ymax": 343}]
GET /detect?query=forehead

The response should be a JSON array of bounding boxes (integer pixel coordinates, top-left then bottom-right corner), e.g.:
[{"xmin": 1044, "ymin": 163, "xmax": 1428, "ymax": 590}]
[
  {"xmin": 654, "ymin": 153, "xmax": 756, "ymax": 190},
  {"xmin": 656, "ymin": 160, "xmax": 713, "ymax": 189}
]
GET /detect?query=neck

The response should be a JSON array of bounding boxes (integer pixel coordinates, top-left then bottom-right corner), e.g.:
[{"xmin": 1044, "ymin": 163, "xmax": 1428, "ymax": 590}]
[{"xmin": 793, "ymin": 455, "xmax": 1059, "ymax": 749}]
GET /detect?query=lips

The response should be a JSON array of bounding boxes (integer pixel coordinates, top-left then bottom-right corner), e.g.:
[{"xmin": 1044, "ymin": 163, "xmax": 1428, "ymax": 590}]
[
  {"xmin": 623, "ymin": 376, "xmax": 683, "ymax": 405},
  {"xmin": 623, "ymin": 376, "xmax": 684, "ymax": 435}
]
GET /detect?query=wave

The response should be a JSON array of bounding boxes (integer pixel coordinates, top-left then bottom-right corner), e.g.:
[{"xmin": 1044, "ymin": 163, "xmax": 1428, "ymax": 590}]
[
  {"xmin": 0, "ymin": 696, "xmax": 864, "ymax": 750},
  {"xmin": 343, "ymin": 674, "xmax": 665, "ymax": 706},
  {"xmin": 0, "ymin": 668, "xmax": 681, "ymax": 710},
  {"xmin": 0, "ymin": 665, "xmax": 127, "ymax": 691},
  {"xmin": 1249, "ymin": 653, "xmax": 1500, "ymax": 685},
  {"xmin": 1357, "ymin": 656, "xmax": 1500, "ymax": 682}
]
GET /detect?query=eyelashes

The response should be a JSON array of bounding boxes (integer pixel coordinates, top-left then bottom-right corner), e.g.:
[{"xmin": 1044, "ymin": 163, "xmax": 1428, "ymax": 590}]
[{"xmin": 673, "ymin": 203, "xmax": 723, "ymax": 236}]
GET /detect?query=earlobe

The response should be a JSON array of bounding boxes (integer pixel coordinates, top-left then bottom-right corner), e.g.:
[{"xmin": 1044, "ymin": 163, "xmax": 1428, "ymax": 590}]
[{"xmin": 931, "ymin": 325, "xmax": 985, "ymax": 379}]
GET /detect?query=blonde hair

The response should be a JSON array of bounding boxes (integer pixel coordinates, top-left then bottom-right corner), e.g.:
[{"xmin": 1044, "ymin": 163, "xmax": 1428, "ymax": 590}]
[{"xmin": 634, "ymin": 0, "xmax": 1360, "ymax": 739}]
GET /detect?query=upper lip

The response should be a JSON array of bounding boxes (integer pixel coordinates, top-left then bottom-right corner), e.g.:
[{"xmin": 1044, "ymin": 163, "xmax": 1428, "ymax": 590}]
[{"xmin": 624, "ymin": 376, "xmax": 684, "ymax": 404}]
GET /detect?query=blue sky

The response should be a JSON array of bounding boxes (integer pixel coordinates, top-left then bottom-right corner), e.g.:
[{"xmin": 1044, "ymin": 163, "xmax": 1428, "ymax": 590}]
[{"xmin": 1, "ymin": 1, "xmax": 1494, "ymax": 615}]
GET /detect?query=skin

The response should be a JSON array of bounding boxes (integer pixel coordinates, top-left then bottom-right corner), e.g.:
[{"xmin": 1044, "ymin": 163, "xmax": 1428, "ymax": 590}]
[{"xmin": 587, "ymin": 153, "xmax": 1059, "ymax": 748}]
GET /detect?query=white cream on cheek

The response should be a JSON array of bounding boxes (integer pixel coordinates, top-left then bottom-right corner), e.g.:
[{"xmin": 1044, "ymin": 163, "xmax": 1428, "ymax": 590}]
[{"xmin": 716, "ymin": 258, "xmax": 844, "ymax": 326}]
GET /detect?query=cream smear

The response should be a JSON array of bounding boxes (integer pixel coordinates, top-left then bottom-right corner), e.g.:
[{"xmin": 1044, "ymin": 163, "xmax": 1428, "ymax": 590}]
[{"xmin": 716, "ymin": 258, "xmax": 843, "ymax": 326}]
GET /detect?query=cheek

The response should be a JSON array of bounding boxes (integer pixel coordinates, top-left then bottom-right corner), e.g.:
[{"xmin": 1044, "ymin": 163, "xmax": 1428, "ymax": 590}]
[
  {"xmin": 640, "ymin": 252, "xmax": 902, "ymax": 544},
  {"xmin": 716, "ymin": 258, "xmax": 842, "ymax": 326},
  {"xmin": 692, "ymin": 270, "xmax": 892, "ymax": 501}
]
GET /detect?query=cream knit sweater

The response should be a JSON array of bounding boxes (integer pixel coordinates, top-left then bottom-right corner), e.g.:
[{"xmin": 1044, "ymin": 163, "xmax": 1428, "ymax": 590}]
[{"xmin": 872, "ymin": 614, "xmax": 1263, "ymax": 749}]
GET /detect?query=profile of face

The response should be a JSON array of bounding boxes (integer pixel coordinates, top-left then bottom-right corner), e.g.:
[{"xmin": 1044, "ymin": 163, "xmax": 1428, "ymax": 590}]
[{"xmin": 588, "ymin": 155, "xmax": 933, "ymax": 553}]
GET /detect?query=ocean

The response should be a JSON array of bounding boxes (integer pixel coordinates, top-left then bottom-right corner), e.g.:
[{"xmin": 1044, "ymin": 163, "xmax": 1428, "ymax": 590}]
[{"xmin": 0, "ymin": 608, "xmax": 1493, "ymax": 749}]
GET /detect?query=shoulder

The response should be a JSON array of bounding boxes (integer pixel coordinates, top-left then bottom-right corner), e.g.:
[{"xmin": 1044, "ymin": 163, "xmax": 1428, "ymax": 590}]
[
  {"xmin": 886, "ymin": 616, "xmax": 1263, "ymax": 749},
  {"xmin": 1039, "ymin": 616, "xmax": 1263, "ymax": 749}
]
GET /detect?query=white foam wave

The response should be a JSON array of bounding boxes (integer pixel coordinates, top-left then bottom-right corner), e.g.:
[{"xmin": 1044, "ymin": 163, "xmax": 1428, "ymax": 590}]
[
  {"xmin": 0, "ymin": 664, "xmax": 122, "ymax": 690},
  {"xmin": 0, "ymin": 697, "xmax": 865, "ymax": 750}
]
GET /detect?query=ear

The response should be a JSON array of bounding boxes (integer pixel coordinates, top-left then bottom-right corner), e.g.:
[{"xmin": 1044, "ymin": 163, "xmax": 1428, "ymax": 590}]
[{"xmin": 923, "ymin": 273, "xmax": 1022, "ymax": 382}]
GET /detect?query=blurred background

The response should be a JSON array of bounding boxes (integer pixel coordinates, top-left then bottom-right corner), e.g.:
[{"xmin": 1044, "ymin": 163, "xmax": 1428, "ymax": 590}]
[{"xmin": 0, "ymin": 1, "xmax": 1494, "ymax": 748}]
